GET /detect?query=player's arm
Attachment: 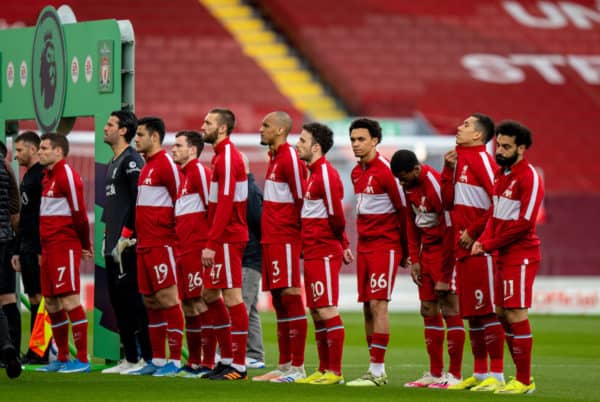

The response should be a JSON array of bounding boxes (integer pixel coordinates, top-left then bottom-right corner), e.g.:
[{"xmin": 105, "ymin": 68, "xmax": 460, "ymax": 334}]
[
  {"xmin": 63, "ymin": 170, "xmax": 91, "ymax": 251},
  {"xmin": 440, "ymin": 149, "xmax": 457, "ymax": 210},
  {"xmin": 287, "ymin": 149, "xmax": 307, "ymax": 213},
  {"xmin": 121, "ymin": 155, "xmax": 142, "ymax": 238},
  {"xmin": 480, "ymin": 170, "xmax": 544, "ymax": 252},
  {"xmin": 205, "ymin": 155, "xmax": 236, "ymax": 251},
  {"xmin": 386, "ymin": 172, "xmax": 409, "ymax": 263},
  {"xmin": 324, "ymin": 166, "xmax": 348, "ymax": 249},
  {"xmin": 465, "ymin": 158, "xmax": 496, "ymax": 240}
]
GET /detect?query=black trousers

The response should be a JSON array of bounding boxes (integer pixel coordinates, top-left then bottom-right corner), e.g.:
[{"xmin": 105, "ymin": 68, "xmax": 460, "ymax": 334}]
[{"xmin": 104, "ymin": 247, "xmax": 152, "ymax": 362}]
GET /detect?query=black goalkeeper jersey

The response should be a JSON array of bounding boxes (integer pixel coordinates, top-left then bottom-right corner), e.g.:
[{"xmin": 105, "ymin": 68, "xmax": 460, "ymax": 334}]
[
  {"xmin": 17, "ymin": 162, "xmax": 44, "ymax": 254},
  {"xmin": 101, "ymin": 146, "xmax": 143, "ymax": 256}
]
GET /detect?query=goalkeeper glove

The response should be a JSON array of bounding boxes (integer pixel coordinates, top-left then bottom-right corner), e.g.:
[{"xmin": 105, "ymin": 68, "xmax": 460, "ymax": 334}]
[{"xmin": 111, "ymin": 236, "xmax": 136, "ymax": 263}]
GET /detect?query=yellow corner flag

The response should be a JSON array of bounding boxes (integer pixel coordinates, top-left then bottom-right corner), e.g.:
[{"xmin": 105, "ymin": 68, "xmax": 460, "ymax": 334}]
[{"xmin": 29, "ymin": 297, "xmax": 52, "ymax": 358}]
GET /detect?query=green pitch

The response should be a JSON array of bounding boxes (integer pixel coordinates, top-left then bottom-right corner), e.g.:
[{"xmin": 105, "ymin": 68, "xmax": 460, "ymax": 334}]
[{"xmin": 1, "ymin": 313, "xmax": 599, "ymax": 401}]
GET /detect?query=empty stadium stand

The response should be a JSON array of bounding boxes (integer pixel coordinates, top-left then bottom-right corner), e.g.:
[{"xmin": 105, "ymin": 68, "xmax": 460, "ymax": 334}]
[{"xmin": 258, "ymin": 0, "xmax": 600, "ymax": 194}]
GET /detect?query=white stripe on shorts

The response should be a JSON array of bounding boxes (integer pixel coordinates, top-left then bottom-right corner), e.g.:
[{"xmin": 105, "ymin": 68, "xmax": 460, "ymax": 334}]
[
  {"xmin": 325, "ymin": 257, "xmax": 332, "ymax": 306},
  {"xmin": 286, "ymin": 243, "xmax": 292, "ymax": 288},
  {"xmin": 69, "ymin": 249, "xmax": 75, "ymax": 290},
  {"xmin": 486, "ymin": 254, "xmax": 494, "ymax": 307},
  {"xmin": 224, "ymin": 243, "xmax": 232, "ymax": 288},
  {"xmin": 387, "ymin": 249, "xmax": 395, "ymax": 300}
]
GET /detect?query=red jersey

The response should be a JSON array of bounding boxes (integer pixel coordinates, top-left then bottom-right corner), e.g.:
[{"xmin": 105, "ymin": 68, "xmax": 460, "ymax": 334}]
[
  {"xmin": 478, "ymin": 159, "xmax": 544, "ymax": 264},
  {"xmin": 262, "ymin": 142, "xmax": 307, "ymax": 244},
  {"xmin": 136, "ymin": 149, "xmax": 180, "ymax": 248},
  {"xmin": 301, "ymin": 156, "xmax": 349, "ymax": 258},
  {"xmin": 206, "ymin": 137, "xmax": 248, "ymax": 250},
  {"xmin": 404, "ymin": 164, "xmax": 452, "ymax": 263},
  {"xmin": 441, "ymin": 145, "xmax": 497, "ymax": 260},
  {"xmin": 352, "ymin": 152, "xmax": 407, "ymax": 252},
  {"xmin": 40, "ymin": 159, "xmax": 90, "ymax": 250},
  {"xmin": 175, "ymin": 159, "xmax": 211, "ymax": 256}
]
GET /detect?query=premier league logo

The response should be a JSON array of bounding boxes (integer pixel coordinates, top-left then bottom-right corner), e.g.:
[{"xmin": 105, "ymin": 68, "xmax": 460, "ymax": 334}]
[{"xmin": 32, "ymin": 6, "xmax": 66, "ymax": 133}]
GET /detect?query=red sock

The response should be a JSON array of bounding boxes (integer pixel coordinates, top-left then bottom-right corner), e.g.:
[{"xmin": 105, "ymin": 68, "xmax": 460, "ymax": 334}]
[
  {"xmin": 314, "ymin": 320, "xmax": 328, "ymax": 372},
  {"xmin": 147, "ymin": 308, "xmax": 167, "ymax": 360},
  {"xmin": 67, "ymin": 306, "xmax": 88, "ymax": 363},
  {"xmin": 274, "ymin": 295, "xmax": 291, "ymax": 366},
  {"xmin": 481, "ymin": 314, "xmax": 504, "ymax": 373},
  {"xmin": 424, "ymin": 314, "xmax": 444, "ymax": 377},
  {"xmin": 49, "ymin": 310, "xmax": 69, "ymax": 362},
  {"xmin": 164, "ymin": 304, "xmax": 184, "ymax": 361},
  {"xmin": 282, "ymin": 294, "xmax": 307, "ymax": 367},
  {"xmin": 367, "ymin": 334, "xmax": 373, "ymax": 349},
  {"xmin": 209, "ymin": 299, "xmax": 232, "ymax": 360},
  {"xmin": 185, "ymin": 314, "xmax": 203, "ymax": 366},
  {"xmin": 370, "ymin": 332, "xmax": 389, "ymax": 364},
  {"xmin": 228, "ymin": 302, "xmax": 248, "ymax": 367},
  {"xmin": 325, "ymin": 315, "xmax": 344, "ymax": 376},
  {"xmin": 444, "ymin": 315, "xmax": 465, "ymax": 379},
  {"xmin": 511, "ymin": 319, "xmax": 532, "ymax": 385},
  {"xmin": 499, "ymin": 316, "xmax": 514, "ymax": 360},
  {"xmin": 200, "ymin": 309, "xmax": 216, "ymax": 368},
  {"xmin": 468, "ymin": 317, "xmax": 487, "ymax": 374}
]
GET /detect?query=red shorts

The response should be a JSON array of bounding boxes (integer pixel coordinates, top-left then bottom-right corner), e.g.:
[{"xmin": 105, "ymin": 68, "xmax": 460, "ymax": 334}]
[
  {"xmin": 455, "ymin": 254, "xmax": 496, "ymax": 317},
  {"xmin": 495, "ymin": 258, "xmax": 539, "ymax": 309},
  {"xmin": 177, "ymin": 251, "xmax": 204, "ymax": 300},
  {"xmin": 40, "ymin": 248, "xmax": 81, "ymax": 297},
  {"xmin": 303, "ymin": 256, "xmax": 342, "ymax": 309},
  {"xmin": 261, "ymin": 243, "xmax": 302, "ymax": 290},
  {"xmin": 356, "ymin": 247, "xmax": 401, "ymax": 302},
  {"xmin": 137, "ymin": 246, "xmax": 178, "ymax": 295},
  {"xmin": 202, "ymin": 242, "xmax": 245, "ymax": 289},
  {"xmin": 418, "ymin": 242, "xmax": 454, "ymax": 302}
]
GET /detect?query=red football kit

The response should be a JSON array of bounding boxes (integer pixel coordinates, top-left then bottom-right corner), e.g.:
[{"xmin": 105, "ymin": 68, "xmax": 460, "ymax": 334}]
[
  {"xmin": 404, "ymin": 164, "xmax": 453, "ymax": 302},
  {"xmin": 135, "ymin": 149, "xmax": 180, "ymax": 295},
  {"xmin": 175, "ymin": 159, "xmax": 211, "ymax": 299},
  {"xmin": 301, "ymin": 156, "xmax": 349, "ymax": 309},
  {"xmin": 352, "ymin": 153, "xmax": 407, "ymax": 302},
  {"xmin": 478, "ymin": 159, "xmax": 544, "ymax": 309},
  {"xmin": 204, "ymin": 137, "xmax": 248, "ymax": 289},
  {"xmin": 40, "ymin": 159, "xmax": 90, "ymax": 297},
  {"xmin": 441, "ymin": 145, "xmax": 497, "ymax": 317},
  {"xmin": 261, "ymin": 142, "xmax": 307, "ymax": 290}
]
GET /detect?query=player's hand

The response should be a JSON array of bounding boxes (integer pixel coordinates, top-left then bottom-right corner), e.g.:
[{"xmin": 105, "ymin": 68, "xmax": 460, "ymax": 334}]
[
  {"xmin": 459, "ymin": 230, "xmax": 474, "ymax": 250},
  {"xmin": 343, "ymin": 249, "xmax": 354, "ymax": 264},
  {"xmin": 82, "ymin": 247, "xmax": 94, "ymax": 260},
  {"xmin": 471, "ymin": 241, "xmax": 484, "ymax": 256},
  {"xmin": 111, "ymin": 237, "xmax": 137, "ymax": 263},
  {"xmin": 444, "ymin": 150, "xmax": 457, "ymax": 169},
  {"xmin": 410, "ymin": 262, "xmax": 422, "ymax": 286},
  {"xmin": 11, "ymin": 255, "xmax": 21, "ymax": 272},
  {"xmin": 202, "ymin": 248, "xmax": 216, "ymax": 267}
]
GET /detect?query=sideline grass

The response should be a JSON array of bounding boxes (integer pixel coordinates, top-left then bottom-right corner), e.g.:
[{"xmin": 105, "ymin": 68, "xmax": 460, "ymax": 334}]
[{"xmin": 1, "ymin": 313, "xmax": 599, "ymax": 401}]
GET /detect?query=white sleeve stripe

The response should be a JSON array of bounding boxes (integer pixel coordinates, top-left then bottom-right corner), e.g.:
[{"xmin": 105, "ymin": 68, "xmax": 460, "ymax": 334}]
[
  {"xmin": 289, "ymin": 147, "xmax": 303, "ymax": 199},
  {"xmin": 197, "ymin": 163, "xmax": 209, "ymax": 207},
  {"xmin": 479, "ymin": 152, "xmax": 495, "ymax": 185},
  {"xmin": 382, "ymin": 156, "xmax": 407, "ymax": 207},
  {"xmin": 525, "ymin": 165, "xmax": 540, "ymax": 221},
  {"xmin": 63, "ymin": 164, "xmax": 79, "ymax": 212},
  {"xmin": 224, "ymin": 144, "xmax": 231, "ymax": 196},
  {"xmin": 165, "ymin": 153, "xmax": 181, "ymax": 191},
  {"xmin": 426, "ymin": 171, "xmax": 443, "ymax": 204},
  {"xmin": 321, "ymin": 164, "xmax": 334, "ymax": 216}
]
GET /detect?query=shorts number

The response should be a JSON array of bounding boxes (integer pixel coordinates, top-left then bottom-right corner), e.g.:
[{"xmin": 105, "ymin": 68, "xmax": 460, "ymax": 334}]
[
  {"xmin": 57, "ymin": 266, "xmax": 66, "ymax": 282},
  {"xmin": 474, "ymin": 289, "xmax": 484, "ymax": 307},
  {"xmin": 272, "ymin": 260, "xmax": 280, "ymax": 276},
  {"xmin": 210, "ymin": 264, "xmax": 222, "ymax": 282},
  {"xmin": 311, "ymin": 281, "xmax": 324, "ymax": 299},
  {"xmin": 370, "ymin": 273, "xmax": 387, "ymax": 290},
  {"xmin": 153, "ymin": 263, "xmax": 169, "ymax": 284},
  {"xmin": 188, "ymin": 272, "xmax": 203, "ymax": 290},
  {"xmin": 503, "ymin": 280, "xmax": 514, "ymax": 299}
]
